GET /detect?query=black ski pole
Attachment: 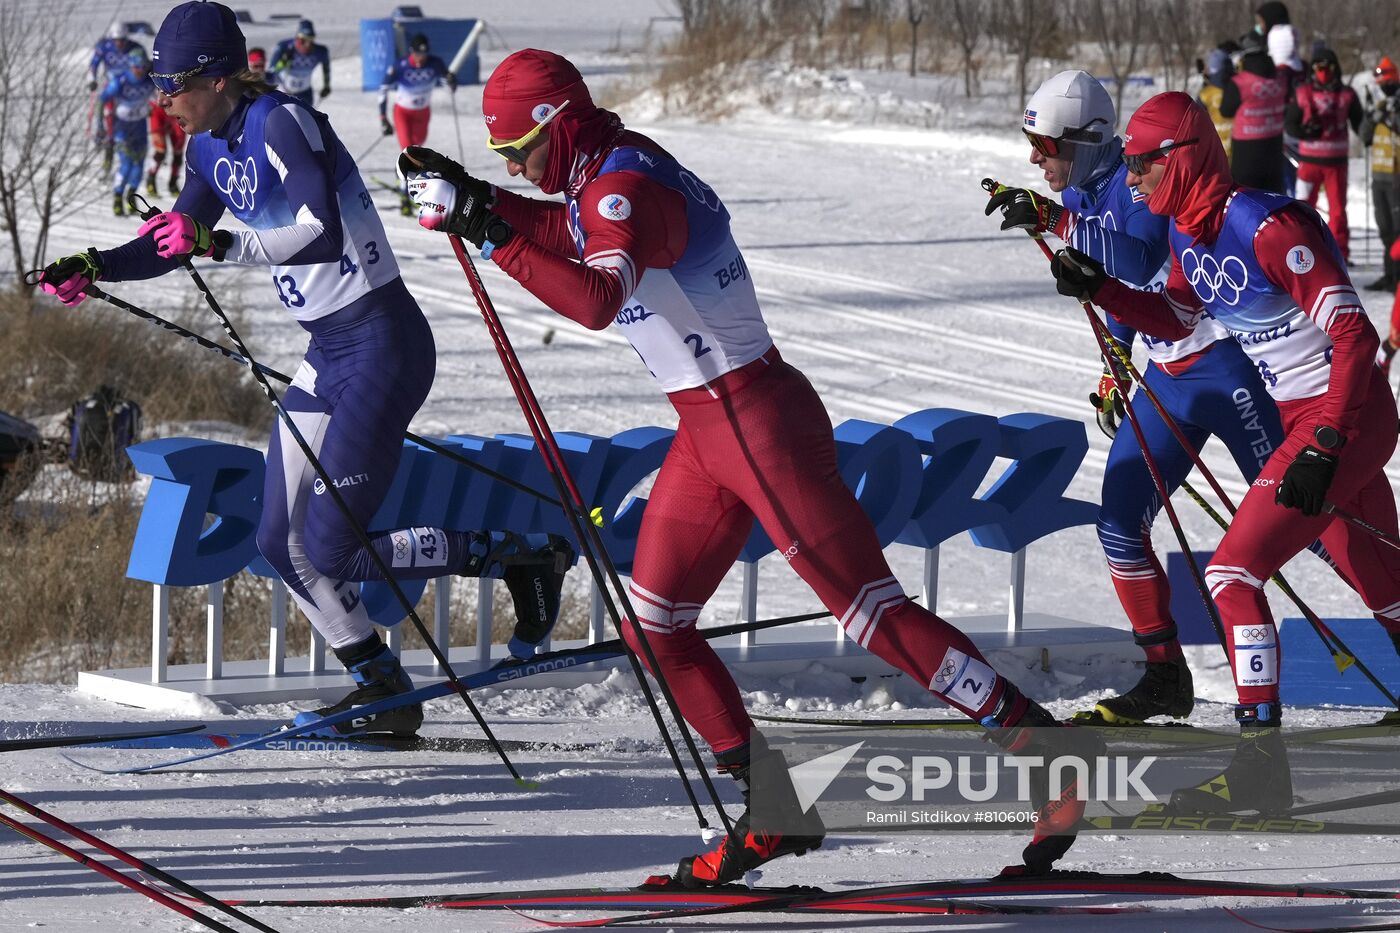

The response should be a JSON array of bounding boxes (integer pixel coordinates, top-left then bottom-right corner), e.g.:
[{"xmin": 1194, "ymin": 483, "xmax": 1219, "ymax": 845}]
[
  {"xmin": 446, "ymin": 233, "xmax": 732, "ymax": 835},
  {"xmin": 119, "ymin": 196, "xmax": 529, "ymax": 787},
  {"xmin": 0, "ymin": 788, "xmax": 281, "ymax": 933}
]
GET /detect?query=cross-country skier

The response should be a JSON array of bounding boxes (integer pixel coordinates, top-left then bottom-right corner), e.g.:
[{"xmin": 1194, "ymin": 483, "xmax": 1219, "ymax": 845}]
[
  {"xmin": 100, "ymin": 47, "xmax": 156, "ymax": 216},
  {"xmin": 1285, "ymin": 49, "xmax": 1362, "ymax": 263},
  {"xmin": 36, "ymin": 3, "xmax": 572, "ymax": 738},
  {"xmin": 400, "ymin": 47, "xmax": 1103, "ymax": 884},
  {"xmin": 379, "ymin": 34, "xmax": 457, "ymax": 215},
  {"xmin": 1050, "ymin": 91, "xmax": 1400, "ymax": 812},
  {"xmin": 89, "ymin": 23, "xmax": 146, "ymax": 173},
  {"xmin": 985, "ymin": 71, "xmax": 1289, "ymax": 726},
  {"xmin": 247, "ymin": 47, "xmax": 268, "ymax": 83},
  {"xmin": 268, "ymin": 19, "xmax": 330, "ymax": 110},
  {"xmin": 146, "ymin": 82, "xmax": 188, "ymax": 198}
]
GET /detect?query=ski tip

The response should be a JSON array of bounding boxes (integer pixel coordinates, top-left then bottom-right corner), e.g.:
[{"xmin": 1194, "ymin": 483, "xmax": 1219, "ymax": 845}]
[{"xmin": 515, "ymin": 777, "xmax": 542, "ymax": 791}]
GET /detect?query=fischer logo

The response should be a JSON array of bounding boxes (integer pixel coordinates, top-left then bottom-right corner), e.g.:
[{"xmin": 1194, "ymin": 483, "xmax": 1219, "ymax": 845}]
[{"xmin": 214, "ymin": 156, "xmax": 258, "ymax": 211}]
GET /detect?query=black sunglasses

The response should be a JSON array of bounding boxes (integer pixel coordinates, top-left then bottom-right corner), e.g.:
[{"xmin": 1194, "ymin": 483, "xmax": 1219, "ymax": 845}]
[{"xmin": 1125, "ymin": 138, "xmax": 1199, "ymax": 175}]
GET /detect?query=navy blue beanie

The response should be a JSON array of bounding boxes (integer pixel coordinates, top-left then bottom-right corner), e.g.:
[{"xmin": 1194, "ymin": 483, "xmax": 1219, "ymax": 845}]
[{"xmin": 152, "ymin": 1, "xmax": 246, "ymax": 79}]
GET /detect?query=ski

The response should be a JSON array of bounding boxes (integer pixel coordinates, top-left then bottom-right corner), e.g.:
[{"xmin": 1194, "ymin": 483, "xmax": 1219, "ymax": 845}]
[
  {"xmin": 233, "ymin": 869, "xmax": 1400, "ymax": 911},
  {"xmin": 0, "ymin": 723, "xmax": 205, "ymax": 753},
  {"xmin": 64, "ymin": 612, "xmax": 817, "ymax": 775},
  {"xmin": 1225, "ymin": 907, "xmax": 1400, "ymax": 932},
  {"xmin": 101, "ymin": 732, "xmax": 598, "ymax": 754}
]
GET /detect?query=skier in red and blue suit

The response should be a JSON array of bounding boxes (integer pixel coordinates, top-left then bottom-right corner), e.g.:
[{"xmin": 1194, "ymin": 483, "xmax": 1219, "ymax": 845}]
[
  {"xmin": 401, "ymin": 47, "xmax": 1103, "ymax": 886},
  {"xmin": 1051, "ymin": 91, "xmax": 1400, "ymax": 811},
  {"xmin": 986, "ymin": 71, "xmax": 1293, "ymax": 726},
  {"xmin": 38, "ymin": 2, "xmax": 569, "ymax": 738},
  {"xmin": 100, "ymin": 47, "xmax": 156, "ymax": 217}
]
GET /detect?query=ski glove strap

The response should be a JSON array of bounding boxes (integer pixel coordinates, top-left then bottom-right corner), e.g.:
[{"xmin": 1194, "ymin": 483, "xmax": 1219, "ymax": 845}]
[
  {"xmin": 137, "ymin": 212, "xmax": 227, "ymax": 261},
  {"xmin": 38, "ymin": 248, "xmax": 103, "ymax": 307},
  {"xmin": 1051, "ymin": 247, "xmax": 1107, "ymax": 303},
  {"xmin": 1274, "ymin": 445, "xmax": 1339, "ymax": 517}
]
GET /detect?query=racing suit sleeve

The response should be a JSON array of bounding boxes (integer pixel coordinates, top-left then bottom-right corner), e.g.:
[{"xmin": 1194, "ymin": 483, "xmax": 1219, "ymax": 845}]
[
  {"xmin": 96, "ymin": 166, "xmax": 227, "ymax": 280},
  {"xmin": 1254, "ymin": 204, "xmax": 1380, "ymax": 439},
  {"xmin": 1093, "ymin": 253, "xmax": 1204, "ymax": 344},
  {"xmin": 488, "ymin": 171, "xmax": 689, "ymax": 330}
]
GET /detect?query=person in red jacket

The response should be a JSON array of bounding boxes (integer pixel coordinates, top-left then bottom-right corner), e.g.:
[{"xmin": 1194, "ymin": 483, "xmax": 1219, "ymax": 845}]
[
  {"xmin": 1222, "ymin": 31, "xmax": 1289, "ymax": 193},
  {"xmin": 400, "ymin": 48, "xmax": 1103, "ymax": 885},
  {"xmin": 1052, "ymin": 91, "xmax": 1400, "ymax": 812},
  {"xmin": 1286, "ymin": 49, "xmax": 1363, "ymax": 261}
]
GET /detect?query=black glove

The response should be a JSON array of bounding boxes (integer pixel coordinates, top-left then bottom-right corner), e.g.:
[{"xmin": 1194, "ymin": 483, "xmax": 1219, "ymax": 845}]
[
  {"xmin": 1051, "ymin": 246, "xmax": 1107, "ymax": 303},
  {"xmin": 319, "ymin": 86, "xmax": 331, "ymax": 100},
  {"xmin": 398, "ymin": 146, "xmax": 511, "ymax": 249},
  {"xmin": 87, "ymin": 78, "xmax": 98, "ymax": 92},
  {"xmin": 380, "ymin": 116, "xmax": 394, "ymax": 137},
  {"xmin": 985, "ymin": 186, "xmax": 1065, "ymax": 235},
  {"xmin": 1300, "ymin": 119, "xmax": 1322, "ymax": 138},
  {"xmin": 1275, "ymin": 445, "xmax": 1339, "ymax": 517},
  {"xmin": 446, "ymin": 73, "xmax": 458, "ymax": 92}
]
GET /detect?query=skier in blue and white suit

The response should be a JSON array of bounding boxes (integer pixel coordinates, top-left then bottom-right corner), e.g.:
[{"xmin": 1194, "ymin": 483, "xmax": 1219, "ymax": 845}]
[
  {"xmin": 985, "ymin": 70, "xmax": 1289, "ymax": 725},
  {"xmin": 37, "ymin": 1, "xmax": 572, "ymax": 737},
  {"xmin": 268, "ymin": 19, "xmax": 331, "ymax": 109},
  {"xmin": 100, "ymin": 47, "xmax": 156, "ymax": 216}
]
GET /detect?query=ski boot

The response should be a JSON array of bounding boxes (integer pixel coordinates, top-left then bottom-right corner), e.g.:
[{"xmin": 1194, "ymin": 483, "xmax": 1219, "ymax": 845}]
[
  {"xmin": 1092, "ymin": 654, "xmax": 1195, "ymax": 725},
  {"xmin": 111, "ymin": 193, "xmax": 125, "ymax": 216},
  {"xmin": 399, "ymin": 195, "xmax": 414, "ymax": 217},
  {"xmin": 502, "ymin": 534, "xmax": 576, "ymax": 659},
  {"xmin": 125, "ymin": 191, "xmax": 139, "ymax": 215},
  {"xmin": 145, "ymin": 173, "xmax": 158, "ymax": 197},
  {"xmin": 675, "ymin": 741, "xmax": 825, "ymax": 888},
  {"xmin": 169, "ymin": 177, "xmax": 181, "ymax": 197},
  {"xmin": 291, "ymin": 636, "xmax": 422, "ymax": 737},
  {"xmin": 1168, "ymin": 703, "xmax": 1293, "ymax": 814},
  {"xmin": 984, "ymin": 686, "xmax": 1105, "ymax": 875},
  {"xmin": 101, "ymin": 146, "xmax": 113, "ymax": 174}
]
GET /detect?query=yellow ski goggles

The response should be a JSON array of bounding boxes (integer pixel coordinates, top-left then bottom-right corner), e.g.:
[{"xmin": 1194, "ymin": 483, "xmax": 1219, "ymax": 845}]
[{"xmin": 487, "ymin": 100, "xmax": 570, "ymax": 164}]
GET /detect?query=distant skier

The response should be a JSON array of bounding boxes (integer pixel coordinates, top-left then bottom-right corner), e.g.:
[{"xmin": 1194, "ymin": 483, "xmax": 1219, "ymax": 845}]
[
  {"xmin": 101, "ymin": 47, "xmax": 155, "ymax": 216},
  {"xmin": 402, "ymin": 47, "xmax": 1103, "ymax": 884},
  {"xmin": 38, "ymin": 2, "xmax": 571, "ymax": 739},
  {"xmin": 247, "ymin": 46, "xmax": 268, "ymax": 83},
  {"xmin": 985, "ymin": 71, "xmax": 1288, "ymax": 726},
  {"xmin": 1050, "ymin": 91, "xmax": 1400, "ymax": 813},
  {"xmin": 89, "ymin": 23, "xmax": 145, "ymax": 173},
  {"xmin": 146, "ymin": 77, "xmax": 190, "ymax": 198},
  {"xmin": 268, "ymin": 19, "xmax": 330, "ymax": 109},
  {"xmin": 379, "ymin": 33, "xmax": 457, "ymax": 215}
]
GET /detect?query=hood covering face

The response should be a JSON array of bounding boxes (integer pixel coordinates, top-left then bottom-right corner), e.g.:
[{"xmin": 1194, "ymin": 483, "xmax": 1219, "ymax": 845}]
[
  {"xmin": 482, "ymin": 49, "xmax": 624, "ymax": 196},
  {"xmin": 1124, "ymin": 92, "xmax": 1233, "ymax": 244}
]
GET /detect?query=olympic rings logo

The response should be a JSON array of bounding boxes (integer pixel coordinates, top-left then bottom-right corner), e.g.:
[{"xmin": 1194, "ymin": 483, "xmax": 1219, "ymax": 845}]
[
  {"xmin": 214, "ymin": 157, "xmax": 258, "ymax": 211},
  {"xmin": 1181, "ymin": 248, "xmax": 1248, "ymax": 306},
  {"xmin": 932, "ymin": 658, "xmax": 958, "ymax": 686},
  {"xmin": 1237, "ymin": 627, "xmax": 1270, "ymax": 641}
]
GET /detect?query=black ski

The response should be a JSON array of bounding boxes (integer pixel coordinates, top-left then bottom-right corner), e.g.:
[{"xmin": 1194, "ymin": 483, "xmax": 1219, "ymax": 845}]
[
  {"xmin": 99, "ymin": 732, "xmax": 599, "ymax": 754},
  {"xmin": 0, "ymin": 723, "xmax": 205, "ymax": 753},
  {"xmin": 1226, "ymin": 907, "xmax": 1400, "ymax": 932}
]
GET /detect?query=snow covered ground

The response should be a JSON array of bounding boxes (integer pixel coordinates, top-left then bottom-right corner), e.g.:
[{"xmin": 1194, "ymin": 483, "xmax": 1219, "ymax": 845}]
[{"xmin": 6, "ymin": 1, "xmax": 1400, "ymax": 930}]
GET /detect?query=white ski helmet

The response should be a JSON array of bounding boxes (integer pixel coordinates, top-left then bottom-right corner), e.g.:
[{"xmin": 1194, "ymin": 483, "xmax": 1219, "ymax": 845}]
[
  {"xmin": 1022, "ymin": 70, "xmax": 1115, "ymax": 149},
  {"xmin": 107, "ymin": 22, "xmax": 127, "ymax": 40}
]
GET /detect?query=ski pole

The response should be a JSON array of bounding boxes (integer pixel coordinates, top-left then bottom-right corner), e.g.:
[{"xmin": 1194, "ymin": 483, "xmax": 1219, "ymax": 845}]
[
  {"xmin": 450, "ymin": 88, "xmax": 464, "ymax": 164},
  {"xmin": 1180, "ymin": 482, "xmax": 1400, "ymax": 707},
  {"xmin": 1328, "ymin": 502, "xmax": 1400, "ymax": 553},
  {"xmin": 38, "ymin": 279, "xmax": 585, "ymax": 518},
  {"xmin": 121, "ymin": 195, "xmax": 530, "ymax": 789},
  {"xmin": 0, "ymin": 788, "xmax": 281, "ymax": 933},
  {"xmin": 353, "ymin": 131, "xmax": 388, "ymax": 167},
  {"xmin": 445, "ymin": 232, "xmax": 732, "ymax": 836},
  {"xmin": 0, "ymin": 810, "xmax": 249, "ymax": 933}
]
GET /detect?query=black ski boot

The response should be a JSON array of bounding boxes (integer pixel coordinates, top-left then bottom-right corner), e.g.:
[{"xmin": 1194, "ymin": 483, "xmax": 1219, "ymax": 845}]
[
  {"xmin": 985, "ymin": 686, "xmax": 1105, "ymax": 875},
  {"xmin": 168, "ymin": 177, "xmax": 181, "ymax": 196},
  {"xmin": 1168, "ymin": 703, "xmax": 1292, "ymax": 814},
  {"xmin": 111, "ymin": 193, "xmax": 125, "ymax": 216},
  {"xmin": 1094, "ymin": 654, "xmax": 1195, "ymax": 724},
  {"xmin": 503, "ymin": 534, "xmax": 575, "ymax": 658},
  {"xmin": 675, "ymin": 740, "xmax": 825, "ymax": 888},
  {"xmin": 292, "ymin": 636, "xmax": 423, "ymax": 736},
  {"xmin": 145, "ymin": 173, "xmax": 158, "ymax": 197}
]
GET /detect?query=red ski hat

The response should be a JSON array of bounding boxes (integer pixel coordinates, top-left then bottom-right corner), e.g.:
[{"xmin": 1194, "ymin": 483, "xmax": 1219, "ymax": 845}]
[
  {"xmin": 481, "ymin": 48, "xmax": 624, "ymax": 196},
  {"xmin": 482, "ymin": 49, "xmax": 591, "ymax": 142},
  {"xmin": 1125, "ymin": 91, "xmax": 1232, "ymax": 244}
]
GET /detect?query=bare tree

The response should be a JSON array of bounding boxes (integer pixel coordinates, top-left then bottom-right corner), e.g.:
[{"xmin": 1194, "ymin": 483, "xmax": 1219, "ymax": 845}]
[
  {"xmin": 998, "ymin": 0, "xmax": 1048, "ymax": 113},
  {"xmin": 0, "ymin": 3, "xmax": 102, "ymax": 294},
  {"xmin": 945, "ymin": 0, "xmax": 990, "ymax": 96},
  {"xmin": 1071, "ymin": 0, "xmax": 1148, "ymax": 127},
  {"xmin": 907, "ymin": 0, "xmax": 926, "ymax": 77}
]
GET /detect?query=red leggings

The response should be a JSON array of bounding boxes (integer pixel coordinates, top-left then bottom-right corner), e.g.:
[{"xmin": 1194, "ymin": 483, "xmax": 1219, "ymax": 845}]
[
  {"xmin": 1207, "ymin": 368, "xmax": 1400, "ymax": 707},
  {"xmin": 1296, "ymin": 161, "xmax": 1350, "ymax": 261},
  {"xmin": 623, "ymin": 349, "xmax": 1024, "ymax": 753},
  {"xmin": 394, "ymin": 105, "xmax": 431, "ymax": 150}
]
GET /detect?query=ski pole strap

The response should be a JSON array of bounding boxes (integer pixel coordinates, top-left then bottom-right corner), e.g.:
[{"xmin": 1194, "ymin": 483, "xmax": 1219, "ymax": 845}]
[{"xmin": 1132, "ymin": 623, "xmax": 1179, "ymax": 648}]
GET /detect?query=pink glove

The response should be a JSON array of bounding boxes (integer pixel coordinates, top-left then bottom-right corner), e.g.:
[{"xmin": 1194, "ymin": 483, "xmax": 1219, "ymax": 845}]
[
  {"xmin": 37, "ymin": 250, "xmax": 102, "ymax": 307},
  {"xmin": 138, "ymin": 211, "xmax": 215, "ymax": 259}
]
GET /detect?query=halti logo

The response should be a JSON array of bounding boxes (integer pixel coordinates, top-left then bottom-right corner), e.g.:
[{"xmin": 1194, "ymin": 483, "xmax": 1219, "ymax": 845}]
[{"xmin": 214, "ymin": 157, "xmax": 258, "ymax": 211}]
